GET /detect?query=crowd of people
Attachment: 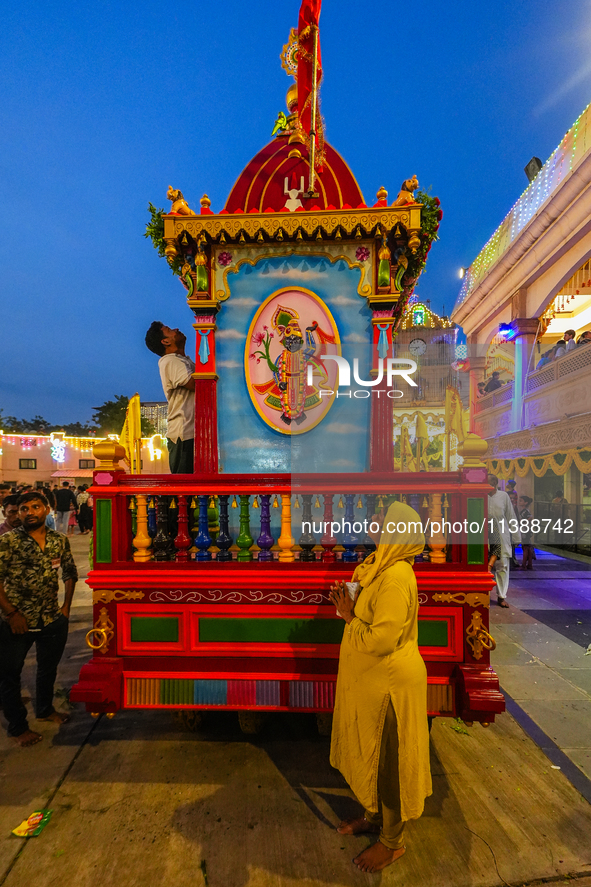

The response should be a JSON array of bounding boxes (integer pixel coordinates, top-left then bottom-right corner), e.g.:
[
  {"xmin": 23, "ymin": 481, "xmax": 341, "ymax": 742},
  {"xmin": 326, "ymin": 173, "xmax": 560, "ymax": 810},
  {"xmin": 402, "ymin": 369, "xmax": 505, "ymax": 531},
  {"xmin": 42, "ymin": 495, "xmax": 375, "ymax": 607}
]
[
  {"xmin": 535, "ymin": 328, "xmax": 591, "ymax": 369},
  {"xmin": 476, "ymin": 330, "xmax": 591, "ymax": 396},
  {"xmin": 0, "ymin": 481, "xmax": 93, "ymax": 538}
]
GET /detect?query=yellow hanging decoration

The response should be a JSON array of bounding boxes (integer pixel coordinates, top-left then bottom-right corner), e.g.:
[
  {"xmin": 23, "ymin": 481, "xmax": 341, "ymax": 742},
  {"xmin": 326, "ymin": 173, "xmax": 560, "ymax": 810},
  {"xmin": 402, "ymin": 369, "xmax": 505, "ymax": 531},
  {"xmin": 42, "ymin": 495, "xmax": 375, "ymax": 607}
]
[
  {"xmin": 128, "ymin": 497, "xmax": 136, "ymax": 511},
  {"xmin": 356, "ymin": 497, "xmax": 363, "ymax": 509},
  {"xmin": 294, "ymin": 496, "xmax": 300, "ymax": 509},
  {"xmin": 272, "ymin": 495, "xmax": 280, "ymax": 508},
  {"xmin": 253, "ymin": 496, "xmax": 259, "ymax": 509},
  {"xmin": 422, "ymin": 497, "xmax": 429, "ymax": 508},
  {"xmin": 231, "ymin": 496, "xmax": 238, "ymax": 508},
  {"xmin": 486, "ymin": 446, "xmax": 591, "ymax": 481},
  {"xmin": 314, "ymin": 496, "xmax": 321, "ymax": 508},
  {"xmin": 337, "ymin": 496, "xmax": 344, "ymax": 509},
  {"xmin": 169, "ymin": 498, "xmax": 177, "ymax": 509},
  {"xmin": 378, "ymin": 496, "xmax": 384, "ymax": 508},
  {"xmin": 208, "ymin": 496, "xmax": 216, "ymax": 508},
  {"xmin": 190, "ymin": 498, "xmax": 197, "ymax": 509}
]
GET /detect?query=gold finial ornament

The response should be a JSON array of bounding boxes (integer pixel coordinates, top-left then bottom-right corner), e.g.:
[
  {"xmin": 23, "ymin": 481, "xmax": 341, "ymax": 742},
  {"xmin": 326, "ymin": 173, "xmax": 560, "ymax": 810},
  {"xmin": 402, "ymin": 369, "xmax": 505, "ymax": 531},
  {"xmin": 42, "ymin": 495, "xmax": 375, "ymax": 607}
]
[
  {"xmin": 286, "ymin": 82, "xmax": 298, "ymax": 112},
  {"xmin": 378, "ymin": 241, "xmax": 392, "ymax": 261},
  {"xmin": 458, "ymin": 433, "xmax": 488, "ymax": 467},
  {"xmin": 200, "ymin": 194, "xmax": 211, "ymax": 210},
  {"xmin": 164, "ymin": 238, "xmax": 179, "ymax": 262},
  {"xmin": 93, "ymin": 440, "xmax": 126, "ymax": 471},
  {"xmin": 376, "ymin": 185, "xmax": 388, "ymax": 202}
]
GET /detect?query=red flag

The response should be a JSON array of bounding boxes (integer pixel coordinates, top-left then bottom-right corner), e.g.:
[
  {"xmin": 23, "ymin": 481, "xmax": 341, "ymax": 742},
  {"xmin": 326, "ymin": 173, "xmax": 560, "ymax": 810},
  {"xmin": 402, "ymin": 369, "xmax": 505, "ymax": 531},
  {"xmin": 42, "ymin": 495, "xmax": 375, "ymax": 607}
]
[{"xmin": 297, "ymin": 0, "xmax": 322, "ymax": 137}]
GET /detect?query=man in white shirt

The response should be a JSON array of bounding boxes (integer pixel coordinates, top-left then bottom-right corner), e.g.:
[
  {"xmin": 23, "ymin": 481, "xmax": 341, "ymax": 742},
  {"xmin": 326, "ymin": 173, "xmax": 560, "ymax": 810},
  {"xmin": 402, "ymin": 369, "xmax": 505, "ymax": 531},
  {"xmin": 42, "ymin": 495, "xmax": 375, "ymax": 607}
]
[
  {"xmin": 564, "ymin": 329, "xmax": 576, "ymax": 353},
  {"xmin": 488, "ymin": 475, "xmax": 521, "ymax": 607},
  {"xmin": 145, "ymin": 322, "xmax": 195, "ymax": 473}
]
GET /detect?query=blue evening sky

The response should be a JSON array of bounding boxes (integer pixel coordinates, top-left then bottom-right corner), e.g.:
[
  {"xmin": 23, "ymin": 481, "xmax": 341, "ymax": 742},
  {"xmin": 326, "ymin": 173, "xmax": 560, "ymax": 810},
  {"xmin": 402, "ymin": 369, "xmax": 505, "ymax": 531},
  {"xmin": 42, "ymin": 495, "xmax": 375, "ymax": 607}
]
[{"xmin": 2, "ymin": 0, "xmax": 591, "ymax": 423}]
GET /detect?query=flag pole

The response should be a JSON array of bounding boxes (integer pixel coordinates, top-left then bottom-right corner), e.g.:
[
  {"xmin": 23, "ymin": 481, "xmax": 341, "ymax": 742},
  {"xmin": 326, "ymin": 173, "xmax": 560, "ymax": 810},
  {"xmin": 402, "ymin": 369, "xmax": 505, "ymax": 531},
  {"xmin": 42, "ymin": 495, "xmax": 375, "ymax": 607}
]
[{"xmin": 306, "ymin": 24, "xmax": 319, "ymax": 198}]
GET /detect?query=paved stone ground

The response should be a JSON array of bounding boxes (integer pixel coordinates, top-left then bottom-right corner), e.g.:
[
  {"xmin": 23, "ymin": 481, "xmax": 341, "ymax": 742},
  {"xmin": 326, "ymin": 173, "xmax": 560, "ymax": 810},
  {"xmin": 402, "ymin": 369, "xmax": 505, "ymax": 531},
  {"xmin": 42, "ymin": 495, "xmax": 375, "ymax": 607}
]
[
  {"xmin": 1, "ymin": 535, "xmax": 591, "ymax": 887},
  {"xmin": 491, "ymin": 547, "xmax": 591, "ymax": 785}
]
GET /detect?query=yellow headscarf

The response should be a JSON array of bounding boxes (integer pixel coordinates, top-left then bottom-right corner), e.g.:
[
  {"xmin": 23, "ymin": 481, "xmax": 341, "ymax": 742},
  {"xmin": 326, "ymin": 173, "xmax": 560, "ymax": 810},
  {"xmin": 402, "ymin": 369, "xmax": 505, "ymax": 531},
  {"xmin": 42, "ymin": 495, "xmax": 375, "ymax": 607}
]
[{"xmin": 352, "ymin": 500, "xmax": 425, "ymax": 588}]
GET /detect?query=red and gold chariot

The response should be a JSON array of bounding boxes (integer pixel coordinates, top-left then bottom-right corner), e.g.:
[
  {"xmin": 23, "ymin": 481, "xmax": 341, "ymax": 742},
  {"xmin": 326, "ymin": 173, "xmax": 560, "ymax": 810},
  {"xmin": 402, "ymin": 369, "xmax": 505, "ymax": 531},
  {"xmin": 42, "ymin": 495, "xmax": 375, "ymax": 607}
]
[{"xmin": 71, "ymin": 0, "xmax": 504, "ymax": 733}]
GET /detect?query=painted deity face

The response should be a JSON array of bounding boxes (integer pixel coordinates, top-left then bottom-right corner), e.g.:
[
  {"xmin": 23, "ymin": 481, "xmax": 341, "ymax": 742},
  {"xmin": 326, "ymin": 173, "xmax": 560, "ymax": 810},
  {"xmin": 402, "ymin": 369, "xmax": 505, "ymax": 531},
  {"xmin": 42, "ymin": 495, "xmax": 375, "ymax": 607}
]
[{"xmin": 281, "ymin": 324, "xmax": 304, "ymax": 353}]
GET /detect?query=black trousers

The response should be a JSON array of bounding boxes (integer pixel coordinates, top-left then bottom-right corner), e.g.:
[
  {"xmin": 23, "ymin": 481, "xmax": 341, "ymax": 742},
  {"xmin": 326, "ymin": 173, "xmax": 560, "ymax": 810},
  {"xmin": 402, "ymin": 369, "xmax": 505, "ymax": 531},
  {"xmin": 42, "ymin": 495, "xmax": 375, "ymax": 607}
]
[
  {"xmin": 0, "ymin": 614, "xmax": 69, "ymax": 737},
  {"xmin": 167, "ymin": 437, "xmax": 194, "ymax": 474}
]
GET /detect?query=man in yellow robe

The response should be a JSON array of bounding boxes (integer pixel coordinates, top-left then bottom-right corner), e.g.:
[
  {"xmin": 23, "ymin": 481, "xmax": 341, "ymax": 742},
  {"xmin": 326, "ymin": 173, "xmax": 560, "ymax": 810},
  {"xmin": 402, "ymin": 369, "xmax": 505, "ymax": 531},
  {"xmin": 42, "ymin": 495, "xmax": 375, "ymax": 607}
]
[{"xmin": 329, "ymin": 501, "xmax": 432, "ymax": 873}]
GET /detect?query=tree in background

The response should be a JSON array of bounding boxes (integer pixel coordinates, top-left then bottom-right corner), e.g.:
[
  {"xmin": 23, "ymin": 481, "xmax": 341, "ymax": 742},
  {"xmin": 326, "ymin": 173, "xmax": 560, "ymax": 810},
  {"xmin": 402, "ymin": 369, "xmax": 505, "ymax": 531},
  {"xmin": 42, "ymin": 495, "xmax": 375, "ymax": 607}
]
[
  {"xmin": 1, "ymin": 401, "xmax": 154, "ymax": 438},
  {"xmin": 92, "ymin": 396, "xmax": 155, "ymax": 437}
]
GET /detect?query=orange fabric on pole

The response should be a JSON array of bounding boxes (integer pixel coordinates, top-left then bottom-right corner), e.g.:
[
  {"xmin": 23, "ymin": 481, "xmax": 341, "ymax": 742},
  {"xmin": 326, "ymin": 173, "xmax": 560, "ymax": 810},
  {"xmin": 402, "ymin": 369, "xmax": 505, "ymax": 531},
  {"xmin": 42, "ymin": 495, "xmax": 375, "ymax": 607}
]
[{"xmin": 297, "ymin": 0, "xmax": 322, "ymax": 137}]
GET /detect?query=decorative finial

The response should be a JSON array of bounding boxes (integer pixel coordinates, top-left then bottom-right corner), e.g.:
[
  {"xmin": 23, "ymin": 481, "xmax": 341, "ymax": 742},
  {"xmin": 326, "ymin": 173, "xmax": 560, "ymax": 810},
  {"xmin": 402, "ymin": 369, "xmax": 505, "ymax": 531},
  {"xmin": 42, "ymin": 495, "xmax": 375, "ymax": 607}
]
[
  {"xmin": 286, "ymin": 83, "xmax": 298, "ymax": 113},
  {"xmin": 200, "ymin": 194, "xmax": 211, "ymax": 210},
  {"xmin": 376, "ymin": 185, "xmax": 388, "ymax": 202}
]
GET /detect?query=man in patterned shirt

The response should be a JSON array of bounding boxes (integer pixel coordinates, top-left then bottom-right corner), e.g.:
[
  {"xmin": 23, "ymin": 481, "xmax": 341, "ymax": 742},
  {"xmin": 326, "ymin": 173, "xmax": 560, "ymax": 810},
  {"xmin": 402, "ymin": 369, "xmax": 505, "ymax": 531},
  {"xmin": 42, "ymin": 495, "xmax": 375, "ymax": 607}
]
[{"xmin": 0, "ymin": 491, "xmax": 78, "ymax": 747}]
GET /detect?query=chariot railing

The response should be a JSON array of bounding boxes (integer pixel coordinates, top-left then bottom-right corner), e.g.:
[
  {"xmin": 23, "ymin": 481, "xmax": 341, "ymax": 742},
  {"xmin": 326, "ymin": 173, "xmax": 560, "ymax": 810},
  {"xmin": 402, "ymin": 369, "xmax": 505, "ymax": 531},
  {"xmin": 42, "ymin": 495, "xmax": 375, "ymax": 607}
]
[{"xmin": 91, "ymin": 472, "xmax": 489, "ymax": 568}]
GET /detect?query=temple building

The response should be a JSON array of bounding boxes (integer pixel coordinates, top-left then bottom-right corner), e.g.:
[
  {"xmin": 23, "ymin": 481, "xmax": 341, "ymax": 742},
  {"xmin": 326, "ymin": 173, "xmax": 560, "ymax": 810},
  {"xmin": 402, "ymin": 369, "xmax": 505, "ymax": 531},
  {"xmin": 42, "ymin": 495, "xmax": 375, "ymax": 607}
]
[
  {"xmin": 452, "ymin": 100, "xmax": 591, "ymax": 551},
  {"xmin": 393, "ymin": 300, "xmax": 467, "ymax": 467}
]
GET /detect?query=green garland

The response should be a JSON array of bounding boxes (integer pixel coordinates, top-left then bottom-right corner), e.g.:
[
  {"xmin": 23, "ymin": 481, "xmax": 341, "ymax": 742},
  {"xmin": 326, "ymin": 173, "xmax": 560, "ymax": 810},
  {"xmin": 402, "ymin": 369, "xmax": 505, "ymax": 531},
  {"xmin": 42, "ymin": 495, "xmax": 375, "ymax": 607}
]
[
  {"xmin": 144, "ymin": 203, "xmax": 182, "ymax": 276},
  {"xmin": 405, "ymin": 189, "xmax": 442, "ymax": 282}
]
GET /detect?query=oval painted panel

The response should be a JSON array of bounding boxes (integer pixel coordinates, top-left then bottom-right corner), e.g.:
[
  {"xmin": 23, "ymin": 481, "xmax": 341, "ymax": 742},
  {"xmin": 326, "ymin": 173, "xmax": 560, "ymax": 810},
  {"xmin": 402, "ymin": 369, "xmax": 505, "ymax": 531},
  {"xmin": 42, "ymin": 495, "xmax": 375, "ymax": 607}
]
[{"xmin": 245, "ymin": 287, "xmax": 341, "ymax": 435}]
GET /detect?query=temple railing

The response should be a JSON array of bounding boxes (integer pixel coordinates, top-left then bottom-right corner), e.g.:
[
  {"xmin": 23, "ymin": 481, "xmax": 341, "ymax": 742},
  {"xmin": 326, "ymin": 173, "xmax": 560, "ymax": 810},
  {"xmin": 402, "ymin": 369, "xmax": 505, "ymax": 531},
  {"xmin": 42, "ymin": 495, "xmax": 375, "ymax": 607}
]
[{"xmin": 91, "ymin": 472, "xmax": 489, "ymax": 569}]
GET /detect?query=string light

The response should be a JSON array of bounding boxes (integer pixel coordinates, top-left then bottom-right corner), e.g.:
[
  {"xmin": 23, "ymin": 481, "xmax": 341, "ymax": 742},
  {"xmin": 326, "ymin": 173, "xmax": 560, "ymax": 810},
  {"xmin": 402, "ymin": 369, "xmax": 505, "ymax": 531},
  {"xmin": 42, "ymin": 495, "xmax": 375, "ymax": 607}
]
[{"xmin": 458, "ymin": 100, "xmax": 591, "ymax": 309}]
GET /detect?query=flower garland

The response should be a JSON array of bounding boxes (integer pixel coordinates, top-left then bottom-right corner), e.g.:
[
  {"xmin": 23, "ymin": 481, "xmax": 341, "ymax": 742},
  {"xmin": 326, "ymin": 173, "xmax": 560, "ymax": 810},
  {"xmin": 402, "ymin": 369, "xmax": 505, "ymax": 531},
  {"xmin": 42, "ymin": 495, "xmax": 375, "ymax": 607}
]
[{"xmin": 487, "ymin": 449, "xmax": 591, "ymax": 479}]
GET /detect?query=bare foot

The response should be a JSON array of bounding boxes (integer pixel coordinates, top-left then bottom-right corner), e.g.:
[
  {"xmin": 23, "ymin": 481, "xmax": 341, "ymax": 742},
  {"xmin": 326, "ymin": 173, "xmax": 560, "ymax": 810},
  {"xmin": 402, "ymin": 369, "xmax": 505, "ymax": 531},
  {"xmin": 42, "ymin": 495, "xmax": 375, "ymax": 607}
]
[
  {"xmin": 353, "ymin": 841, "xmax": 405, "ymax": 872},
  {"xmin": 13, "ymin": 730, "xmax": 43, "ymax": 748},
  {"xmin": 37, "ymin": 711, "xmax": 70, "ymax": 725},
  {"xmin": 337, "ymin": 816, "xmax": 380, "ymax": 836}
]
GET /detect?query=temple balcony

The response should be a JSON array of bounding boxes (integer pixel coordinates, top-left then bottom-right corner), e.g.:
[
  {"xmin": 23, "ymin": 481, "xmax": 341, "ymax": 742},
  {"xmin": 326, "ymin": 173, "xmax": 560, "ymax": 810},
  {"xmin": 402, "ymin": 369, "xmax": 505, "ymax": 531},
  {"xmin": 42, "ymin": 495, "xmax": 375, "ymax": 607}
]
[{"xmin": 474, "ymin": 346, "xmax": 591, "ymax": 455}]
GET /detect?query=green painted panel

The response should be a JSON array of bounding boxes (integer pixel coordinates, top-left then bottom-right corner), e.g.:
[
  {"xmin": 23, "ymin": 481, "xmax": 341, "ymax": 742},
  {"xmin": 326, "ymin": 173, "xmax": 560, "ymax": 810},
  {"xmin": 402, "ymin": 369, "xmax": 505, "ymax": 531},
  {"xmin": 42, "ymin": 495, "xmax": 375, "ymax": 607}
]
[
  {"xmin": 198, "ymin": 618, "xmax": 448, "ymax": 648},
  {"xmin": 199, "ymin": 618, "xmax": 345, "ymax": 645},
  {"xmin": 160, "ymin": 678, "xmax": 193, "ymax": 705},
  {"xmin": 467, "ymin": 497, "xmax": 485, "ymax": 565},
  {"xmin": 95, "ymin": 499, "xmax": 112, "ymax": 564},
  {"xmin": 130, "ymin": 616, "xmax": 179, "ymax": 643},
  {"xmin": 418, "ymin": 620, "xmax": 448, "ymax": 647}
]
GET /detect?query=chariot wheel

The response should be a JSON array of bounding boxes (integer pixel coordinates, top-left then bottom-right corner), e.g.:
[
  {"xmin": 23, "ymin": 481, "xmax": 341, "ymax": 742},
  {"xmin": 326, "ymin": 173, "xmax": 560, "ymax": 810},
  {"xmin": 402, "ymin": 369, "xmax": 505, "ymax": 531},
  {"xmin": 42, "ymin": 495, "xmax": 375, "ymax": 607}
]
[
  {"xmin": 176, "ymin": 711, "xmax": 203, "ymax": 732},
  {"xmin": 316, "ymin": 713, "xmax": 333, "ymax": 736},
  {"xmin": 238, "ymin": 711, "xmax": 265, "ymax": 734}
]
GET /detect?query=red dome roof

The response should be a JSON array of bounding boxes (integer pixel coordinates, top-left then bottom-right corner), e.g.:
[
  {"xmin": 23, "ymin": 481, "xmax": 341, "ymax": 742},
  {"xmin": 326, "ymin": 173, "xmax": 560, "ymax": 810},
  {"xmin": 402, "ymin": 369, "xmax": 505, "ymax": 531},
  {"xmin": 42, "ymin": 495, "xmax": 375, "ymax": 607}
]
[{"xmin": 224, "ymin": 136, "xmax": 365, "ymax": 213}]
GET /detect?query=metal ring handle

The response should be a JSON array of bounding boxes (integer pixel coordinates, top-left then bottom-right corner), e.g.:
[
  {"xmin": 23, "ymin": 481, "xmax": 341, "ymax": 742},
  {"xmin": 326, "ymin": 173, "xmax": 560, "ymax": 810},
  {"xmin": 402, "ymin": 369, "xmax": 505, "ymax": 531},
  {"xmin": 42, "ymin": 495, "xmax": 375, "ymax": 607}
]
[
  {"xmin": 475, "ymin": 628, "xmax": 496, "ymax": 651},
  {"xmin": 85, "ymin": 627, "xmax": 108, "ymax": 650}
]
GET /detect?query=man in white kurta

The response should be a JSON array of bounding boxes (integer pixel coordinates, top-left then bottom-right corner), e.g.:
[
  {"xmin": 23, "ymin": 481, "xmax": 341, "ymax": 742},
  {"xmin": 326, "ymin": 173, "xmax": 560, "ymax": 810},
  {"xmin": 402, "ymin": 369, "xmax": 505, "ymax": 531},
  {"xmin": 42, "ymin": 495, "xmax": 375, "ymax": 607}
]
[{"xmin": 488, "ymin": 476, "xmax": 520, "ymax": 606}]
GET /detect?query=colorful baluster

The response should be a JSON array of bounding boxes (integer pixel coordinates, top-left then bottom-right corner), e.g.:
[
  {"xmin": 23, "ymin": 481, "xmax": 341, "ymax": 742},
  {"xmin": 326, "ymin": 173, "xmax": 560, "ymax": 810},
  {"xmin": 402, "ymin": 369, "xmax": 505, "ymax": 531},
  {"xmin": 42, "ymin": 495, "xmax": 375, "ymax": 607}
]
[
  {"xmin": 342, "ymin": 493, "xmax": 359, "ymax": 563},
  {"xmin": 153, "ymin": 496, "xmax": 172, "ymax": 561},
  {"xmin": 298, "ymin": 494, "xmax": 316, "ymax": 562},
  {"xmin": 236, "ymin": 495, "xmax": 254, "ymax": 562},
  {"xmin": 195, "ymin": 495, "xmax": 213, "ymax": 561},
  {"xmin": 320, "ymin": 494, "xmax": 337, "ymax": 563},
  {"xmin": 216, "ymin": 495, "xmax": 233, "ymax": 562},
  {"xmin": 208, "ymin": 495, "xmax": 219, "ymax": 543},
  {"xmin": 428, "ymin": 493, "xmax": 447, "ymax": 563},
  {"xmin": 129, "ymin": 496, "xmax": 137, "ymax": 539},
  {"xmin": 408, "ymin": 493, "xmax": 423, "ymax": 561},
  {"xmin": 147, "ymin": 497, "xmax": 157, "ymax": 537},
  {"xmin": 278, "ymin": 494, "xmax": 295, "ymax": 562},
  {"xmin": 174, "ymin": 495, "xmax": 192, "ymax": 562},
  {"xmin": 363, "ymin": 493, "xmax": 377, "ymax": 558},
  {"xmin": 133, "ymin": 494, "xmax": 152, "ymax": 562},
  {"xmin": 257, "ymin": 494, "xmax": 274, "ymax": 561}
]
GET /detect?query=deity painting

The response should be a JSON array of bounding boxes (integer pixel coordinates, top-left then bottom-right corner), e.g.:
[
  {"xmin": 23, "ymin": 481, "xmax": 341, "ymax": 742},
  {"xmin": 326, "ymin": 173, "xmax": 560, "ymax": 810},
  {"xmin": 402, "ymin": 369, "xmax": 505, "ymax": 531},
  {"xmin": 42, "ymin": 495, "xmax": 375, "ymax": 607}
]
[{"xmin": 245, "ymin": 288, "xmax": 341, "ymax": 435}]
